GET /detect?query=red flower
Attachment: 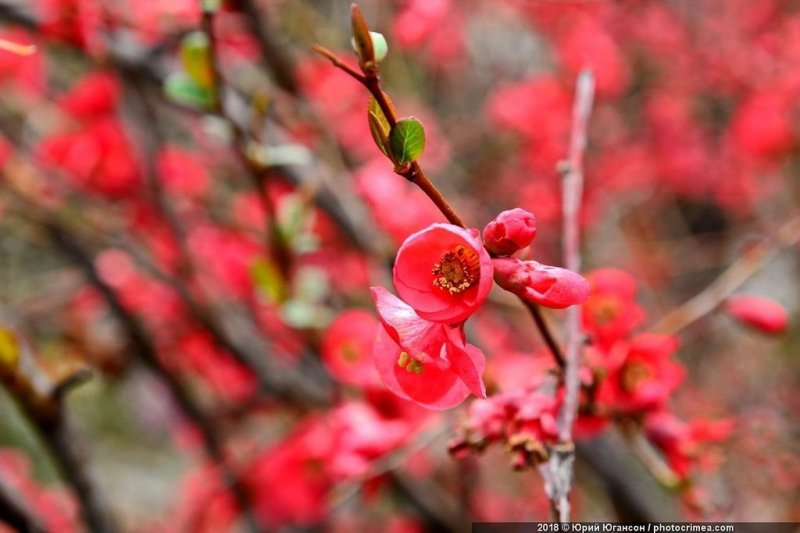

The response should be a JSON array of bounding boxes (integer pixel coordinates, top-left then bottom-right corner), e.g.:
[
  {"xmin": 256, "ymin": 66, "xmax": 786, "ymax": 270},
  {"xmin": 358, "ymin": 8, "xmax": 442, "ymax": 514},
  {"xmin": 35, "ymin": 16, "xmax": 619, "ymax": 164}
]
[
  {"xmin": 644, "ymin": 412, "xmax": 733, "ymax": 478},
  {"xmin": 589, "ymin": 333, "xmax": 685, "ymax": 414},
  {"xmin": 393, "ymin": 224, "xmax": 493, "ymax": 323},
  {"xmin": 37, "ymin": 118, "xmax": 142, "ymax": 198},
  {"xmin": 322, "ymin": 309, "xmax": 380, "ymax": 387},
  {"xmin": 726, "ymin": 295, "xmax": 789, "ymax": 334},
  {"xmin": 483, "ymin": 208, "xmax": 537, "ymax": 256},
  {"xmin": 371, "ymin": 287, "xmax": 486, "ymax": 409},
  {"xmin": 58, "ymin": 71, "xmax": 120, "ymax": 119},
  {"xmin": 157, "ymin": 146, "xmax": 210, "ymax": 201},
  {"xmin": 582, "ymin": 268, "xmax": 645, "ymax": 349},
  {"xmin": 492, "ymin": 257, "xmax": 589, "ymax": 309}
]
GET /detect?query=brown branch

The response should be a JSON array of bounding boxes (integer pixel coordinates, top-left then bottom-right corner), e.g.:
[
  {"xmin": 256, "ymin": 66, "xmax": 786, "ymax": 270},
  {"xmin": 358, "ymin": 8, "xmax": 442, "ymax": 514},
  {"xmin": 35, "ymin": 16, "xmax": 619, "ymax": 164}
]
[
  {"xmin": 0, "ymin": 318, "xmax": 118, "ymax": 533},
  {"xmin": 649, "ymin": 214, "xmax": 800, "ymax": 335},
  {"xmin": 0, "ymin": 473, "xmax": 47, "ymax": 533},
  {"xmin": 44, "ymin": 221, "xmax": 263, "ymax": 533}
]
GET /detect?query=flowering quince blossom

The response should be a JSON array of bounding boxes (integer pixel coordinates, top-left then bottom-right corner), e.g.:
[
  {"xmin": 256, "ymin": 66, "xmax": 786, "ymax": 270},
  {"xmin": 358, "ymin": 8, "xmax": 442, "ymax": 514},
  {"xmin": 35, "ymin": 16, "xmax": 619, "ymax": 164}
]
[
  {"xmin": 483, "ymin": 208, "xmax": 537, "ymax": 256},
  {"xmin": 492, "ymin": 257, "xmax": 590, "ymax": 309},
  {"xmin": 321, "ymin": 309, "xmax": 380, "ymax": 386},
  {"xmin": 449, "ymin": 385, "xmax": 559, "ymax": 470},
  {"xmin": 371, "ymin": 287, "xmax": 486, "ymax": 409},
  {"xmin": 393, "ymin": 223, "xmax": 493, "ymax": 324},
  {"xmin": 582, "ymin": 268, "xmax": 646, "ymax": 349},
  {"xmin": 587, "ymin": 333, "xmax": 685, "ymax": 414},
  {"xmin": 644, "ymin": 412, "xmax": 734, "ymax": 478}
]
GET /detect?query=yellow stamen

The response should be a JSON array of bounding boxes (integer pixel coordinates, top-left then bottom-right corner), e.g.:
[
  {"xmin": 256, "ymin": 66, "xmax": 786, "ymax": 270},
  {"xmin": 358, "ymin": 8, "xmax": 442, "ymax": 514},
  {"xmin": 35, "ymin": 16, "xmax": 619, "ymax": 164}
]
[{"xmin": 432, "ymin": 245, "xmax": 481, "ymax": 294}]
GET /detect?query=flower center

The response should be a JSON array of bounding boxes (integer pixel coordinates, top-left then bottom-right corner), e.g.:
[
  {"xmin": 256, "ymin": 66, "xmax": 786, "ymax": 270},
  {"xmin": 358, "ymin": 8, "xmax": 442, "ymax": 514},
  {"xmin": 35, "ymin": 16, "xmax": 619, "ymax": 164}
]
[
  {"xmin": 397, "ymin": 351, "xmax": 425, "ymax": 374},
  {"xmin": 432, "ymin": 245, "xmax": 481, "ymax": 294},
  {"xmin": 589, "ymin": 296, "xmax": 621, "ymax": 325},
  {"xmin": 621, "ymin": 361, "xmax": 652, "ymax": 392}
]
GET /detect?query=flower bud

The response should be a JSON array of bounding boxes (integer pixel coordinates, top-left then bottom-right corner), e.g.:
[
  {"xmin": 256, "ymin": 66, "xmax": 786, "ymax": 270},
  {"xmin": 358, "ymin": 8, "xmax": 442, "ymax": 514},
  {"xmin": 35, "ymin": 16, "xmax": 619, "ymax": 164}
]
[
  {"xmin": 492, "ymin": 257, "xmax": 589, "ymax": 309},
  {"xmin": 726, "ymin": 295, "xmax": 788, "ymax": 334},
  {"xmin": 483, "ymin": 208, "xmax": 537, "ymax": 256}
]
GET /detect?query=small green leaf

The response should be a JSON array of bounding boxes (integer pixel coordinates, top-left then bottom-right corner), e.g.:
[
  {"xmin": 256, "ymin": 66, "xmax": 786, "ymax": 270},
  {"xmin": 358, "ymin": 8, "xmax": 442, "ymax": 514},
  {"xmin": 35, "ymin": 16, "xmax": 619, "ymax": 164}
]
[
  {"xmin": 0, "ymin": 328, "xmax": 18, "ymax": 369},
  {"xmin": 350, "ymin": 4, "xmax": 375, "ymax": 67},
  {"xmin": 281, "ymin": 300, "xmax": 333, "ymax": 329},
  {"xmin": 367, "ymin": 97, "xmax": 392, "ymax": 157},
  {"xmin": 389, "ymin": 117, "xmax": 426, "ymax": 164},
  {"xmin": 180, "ymin": 31, "xmax": 213, "ymax": 89},
  {"xmin": 201, "ymin": 0, "xmax": 220, "ymax": 12},
  {"xmin": 164, "ymin": 72, "xmax": 214, "ymax": 109},
  {"xmin": 250, "ymin": 257, "xmax": 287, "ymax": 304}
]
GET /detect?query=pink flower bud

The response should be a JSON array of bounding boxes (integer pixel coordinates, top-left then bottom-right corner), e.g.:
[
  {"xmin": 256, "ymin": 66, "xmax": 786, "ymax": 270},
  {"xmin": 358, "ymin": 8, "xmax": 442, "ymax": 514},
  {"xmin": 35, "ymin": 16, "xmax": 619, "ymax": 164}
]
[
  {"xmin": 483, "ymin": 208, "xmax": 537, "ymax": 256},
  {"xmin": 492, "ymin": 257, "xmax": 589, "ymax": 309},
  {"xmin": 726, "ymin": 295, "xmax": 789, "ymax": 334}
]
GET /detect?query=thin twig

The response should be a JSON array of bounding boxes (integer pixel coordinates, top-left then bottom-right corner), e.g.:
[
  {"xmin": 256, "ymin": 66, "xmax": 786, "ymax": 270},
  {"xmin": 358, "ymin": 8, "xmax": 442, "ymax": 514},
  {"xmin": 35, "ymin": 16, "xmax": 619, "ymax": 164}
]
[
  {"xmin": 44, "ymin": 221, "xmax": 263, "ymax": 533},
  {"xmin": 650, "ymin": 214, "xmax": 800, "ymax": 335},
  {"xmin": 0, "ymin": 317, "xmax": 118, "ymax": 533},
  {"xmin": 558, "ymin": 69, "xmax": 595, "ymax": 443},
  {"xmin": 543, "ymin": 69, "xmax": 594, "ymax": 523},
  {"xmin": 0, "ymin": 470, "xmax": 47, "ymax": 533}
]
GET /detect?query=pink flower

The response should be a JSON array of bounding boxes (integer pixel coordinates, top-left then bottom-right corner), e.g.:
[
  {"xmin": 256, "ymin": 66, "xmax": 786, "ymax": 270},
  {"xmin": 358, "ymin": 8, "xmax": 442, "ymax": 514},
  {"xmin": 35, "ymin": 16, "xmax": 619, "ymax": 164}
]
[
  {"xmin": 644, "ymin": 412, "xmax": 733, "ymax": 478},
  {"xmin": 582, "ymin": 268, "xmax": 646, "ymax": 348},
  {"xmin": 321, "ymin": 309, "xmax": 380, "ymax": 387},
  {"xmin": 726, "ymin": 295, "xmax": 789, "ymax": 334},
  {"xmin": 588, "ymin": 334, "xmax": 685, "ymax": 414},
  {"xmin": 157, "ymin": 146, "xmax": 210, "ymax": 200},
  {"xmin": 483, "ymin": 208, "xmax": 537, "ymax": 256},
  {"xmin": 58, "ymin": 70, "xmax": 120, "ymax": 119},
  {"xmin": 492, "ymin": 257, "xmax": 589, "ymax": 309},
  {"xmin": 371, "ymin": 287, "xmax": 486, "ymax": 409},
  {"xmin": 393, "ymin": 224, "xmax": 493, "ymax": 323}
]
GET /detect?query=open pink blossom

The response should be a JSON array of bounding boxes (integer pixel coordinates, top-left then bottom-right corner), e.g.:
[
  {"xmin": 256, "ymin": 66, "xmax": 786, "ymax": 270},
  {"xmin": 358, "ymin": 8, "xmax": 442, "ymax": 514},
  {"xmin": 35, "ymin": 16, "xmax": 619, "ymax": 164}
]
[
  {"xmin": 588, "ymin": 333, "xmax": 685, "ymax": 414},
  {"xmin": 483, "ymin": 208, "xmax": 537, "ymax": 256},
  {"xmin": 371, "ymin": 287, "xmax": 486, "ymax": 409},
  {"xmin": 492, "ymin": 257, "xmax": 589, "ymax": 309},
  {"xmin": 321, "ymin": 309, "xmax": 380, "ymax": 386},
  {"xmin": 393, "ymin": 223, "xmax": 493, "ymax": 323}
]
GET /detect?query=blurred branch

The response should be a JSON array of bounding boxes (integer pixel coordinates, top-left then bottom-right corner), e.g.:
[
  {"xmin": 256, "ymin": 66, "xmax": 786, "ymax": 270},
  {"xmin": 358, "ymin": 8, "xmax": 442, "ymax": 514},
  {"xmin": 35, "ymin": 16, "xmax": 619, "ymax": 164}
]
[
  {"xmin": 0, "ymin": 1, "xmax": 380, "ymax": 256},
  {"xmin": 0, "ymin": 473, "xmax": 47, "ymax": 533},
  {"xmin": 576, "ymin": 431, "xmax": 680, "ymax": 522},
  {"xmin": 0, "ymin": 316, "xmax": 117, "ymax": 533},
  {"xmin": 230, "ymin": 0, "xmax": 299, "ymax": 94},
  {"xmin": 201, "ymin": 4, "xmax": 295, "ymax": 280},
  {"xmin": 43, "ymin": 221, "xmax": 263, "ymax": 533},
  {"xmin": 650, "ymin": 213, "xmax": 800, "ymax": 335}
]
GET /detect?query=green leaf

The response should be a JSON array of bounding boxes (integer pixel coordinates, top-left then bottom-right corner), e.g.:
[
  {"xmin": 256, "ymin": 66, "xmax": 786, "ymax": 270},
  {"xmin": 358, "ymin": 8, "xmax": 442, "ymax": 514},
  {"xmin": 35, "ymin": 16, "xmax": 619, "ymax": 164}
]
[
  {"xmin": 281, "ymin": 300, "xmax": 334, "ymax": 329},
  {"xmin": 250, "ymin": 257, "xmax": 287, "ymax": 304},
  {"xmin": 180, "ymin": 31, "xmax": 213, "ymax": 89},
  {"xmin": 164, "ymin": 73, "xmax": 214, "ymax": 109},
  {"xmin": 201, "ymin": 0, "xmax": 220, "ymax": 12},
  {"xmin": 389, "ymin": 117, "xmax": 426, "ymax": 164},
  {"xmin": 0, "ymin": 328, "xmax": 18, "ymax": 369},
  {"xmin": 367, "ymin": 97, "xmax": 391, "ymax": 157},
  {"xmin": 350, "ymin": 4, "xmax": 374, "ymax": 66}
]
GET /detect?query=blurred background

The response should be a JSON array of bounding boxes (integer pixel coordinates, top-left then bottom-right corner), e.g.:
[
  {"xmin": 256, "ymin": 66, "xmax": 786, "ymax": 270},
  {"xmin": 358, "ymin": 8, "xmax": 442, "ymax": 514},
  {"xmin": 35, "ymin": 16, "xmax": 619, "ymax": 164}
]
[{"xmin": 0, "ymin": 0, "xmax": 798, "ymax": 530}]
